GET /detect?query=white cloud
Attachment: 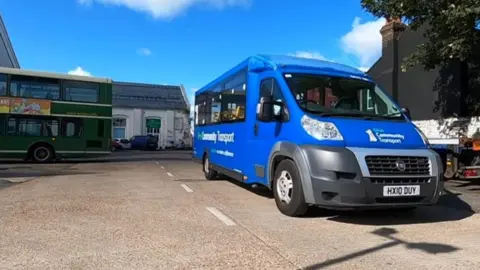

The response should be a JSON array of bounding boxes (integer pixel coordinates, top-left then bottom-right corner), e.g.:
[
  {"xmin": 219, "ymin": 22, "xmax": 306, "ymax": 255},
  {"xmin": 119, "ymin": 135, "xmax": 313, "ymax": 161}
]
[
  {"xmin": 78, "ymin": 0, "xmax": 250, "ymax": 19},
  {"xmin": 290, "ymin": 51, "xmax": 328, "ymax": 61},
  {"xmin": 341, "ymin": 17, "xmax": 385, "ymax": 68},
  {"xmin": 137, "ymin": 48, "xmax": 152, "ymax": 56},
  {"xmin": 68, "ymin": 67, "xmax": 92, "ymax": 76}
]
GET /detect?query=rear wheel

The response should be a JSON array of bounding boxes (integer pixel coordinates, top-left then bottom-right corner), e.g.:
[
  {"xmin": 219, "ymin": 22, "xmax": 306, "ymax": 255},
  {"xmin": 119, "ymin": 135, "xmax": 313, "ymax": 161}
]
[
  {"xmin": 31, "ymin": 145, "xmax": 54, "ymax": 163},
  {"xmin": 203, "ymin": 153, "xmax": 218, "ymax": 180},
  {"xmin": 273, "ymin": 159, "xmax": 308, "ymax": 217}
]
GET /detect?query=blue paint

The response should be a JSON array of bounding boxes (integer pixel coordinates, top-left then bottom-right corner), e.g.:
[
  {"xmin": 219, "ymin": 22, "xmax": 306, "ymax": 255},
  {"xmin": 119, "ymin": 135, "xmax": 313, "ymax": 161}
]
[{"xmin": 193, "ymin": 55, "xmax": 428, "ymax": 186}]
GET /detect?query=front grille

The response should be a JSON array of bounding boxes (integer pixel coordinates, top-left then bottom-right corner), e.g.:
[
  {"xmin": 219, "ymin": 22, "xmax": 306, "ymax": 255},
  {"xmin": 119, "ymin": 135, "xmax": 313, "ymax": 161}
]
[
  {"xmin": 365, "ymin": 156, "xmax": 430, "ymax": 175},
  {"xmin": 369, "ymin": 177, "xmax": 431, "ymax": 185}
]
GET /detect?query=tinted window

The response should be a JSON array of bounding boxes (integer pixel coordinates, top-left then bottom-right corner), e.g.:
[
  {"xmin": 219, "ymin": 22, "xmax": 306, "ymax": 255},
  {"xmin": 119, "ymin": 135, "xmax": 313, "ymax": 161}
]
[
  {"xmin": 61, "ymin": 118, "xmax": 83, "ymax": 137},
  {"xmin": 7, "ymin": 117, "xmax": 58, "ymax": 137},
  {"xmin": 10, "ymin": 75, "xmax": 60, "ymax": 100},
  {"xmin": 260, "ymin": 78, "xmax": 286, "ymax": 118},
  {"xmin": 97, "ymin": 120, "xmax": 104, "ymax": 137},
  {"xmin": 194, "ymin": 69, "xmax": 247, "ymax": 126},
  {"xmin": 0, "ymin": 74, "xmax": 6, "ymax": 96},
  {"xmin": 64, "ymin": 81, "xmax": 100, "ymax": 103}
]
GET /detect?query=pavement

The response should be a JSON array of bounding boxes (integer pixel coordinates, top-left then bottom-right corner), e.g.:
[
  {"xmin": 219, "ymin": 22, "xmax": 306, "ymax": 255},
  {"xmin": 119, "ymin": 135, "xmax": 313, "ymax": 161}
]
[{"xmin": 0, "ymin": 150, "xmax": 479, "ymax": 269}]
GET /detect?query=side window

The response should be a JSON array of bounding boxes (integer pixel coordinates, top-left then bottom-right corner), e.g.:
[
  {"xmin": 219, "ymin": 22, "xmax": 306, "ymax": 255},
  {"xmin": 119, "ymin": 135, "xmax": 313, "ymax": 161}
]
[
  {"xmin": 0, "ymin": 74, "xmax": 7, "ymax": 96},
  {"xmin": 61, "ymin": 118, "xmax": 83, "ymax": 137},
  {"xmin": 97, "ymin": 120, "xmax": 105, "ymax": 137},
  {"xmin": 259, "ymin": 78, "xmax": 286, "ymax": 117},
  {"xmin": 10, "ymin": 75, "xmax": 60, "ymax": 100},
  {"xmin": 220, "ymin": 71, "xmax": 247, "ymax": 122},
  {"xmin": 211, "ymin": 93, "xmax": 221, "ymax": 124},
  {"xmin": 44, "ymin": 119, "xmax": 59, "ymax": 137},
  {"xmin": 63, "ymin": 81, "xmax": 100, "ymax": 103},
  {"xmin": 195, "ymin": 93, "xmax": 211, "ymax": 126},
  {"xmin": 0, "ymin": 116, "xmax": 5, "ymax": 135},
  {"xmin": 12, "ymin": 117, "xmax": 55, "ymax": 137}
]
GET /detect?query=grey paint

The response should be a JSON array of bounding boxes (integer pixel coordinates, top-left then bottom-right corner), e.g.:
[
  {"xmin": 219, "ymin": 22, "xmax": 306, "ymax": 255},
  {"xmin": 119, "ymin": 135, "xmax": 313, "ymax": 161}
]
[
  {"xmin": 0, "ymin": 14, "xmax": 20, "ymax": 68},
  {"xmin": 113, "ymin": 81, "xmax": 189, "ymax": 110},
  {"xmin": 267, "ymin": 141, "xmax": 443, "ymax": 207}
]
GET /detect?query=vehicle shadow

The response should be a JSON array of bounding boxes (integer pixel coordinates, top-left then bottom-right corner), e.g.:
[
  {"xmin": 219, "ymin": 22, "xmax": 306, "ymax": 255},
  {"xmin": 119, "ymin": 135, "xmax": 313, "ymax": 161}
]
[
  {"xmin": 303, "ymin": 227, "xmax": 460, "ymax": 269},
  {"xmin": 324, "ymin": 190, "xmax": 473, "ymax": 226}
]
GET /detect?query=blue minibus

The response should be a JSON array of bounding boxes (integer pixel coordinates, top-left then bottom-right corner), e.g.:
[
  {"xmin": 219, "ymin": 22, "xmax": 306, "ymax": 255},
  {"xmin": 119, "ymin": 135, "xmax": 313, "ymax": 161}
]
[{"xmin": 192, "ymin": 55, "xmax": 444, "ymax": 217}]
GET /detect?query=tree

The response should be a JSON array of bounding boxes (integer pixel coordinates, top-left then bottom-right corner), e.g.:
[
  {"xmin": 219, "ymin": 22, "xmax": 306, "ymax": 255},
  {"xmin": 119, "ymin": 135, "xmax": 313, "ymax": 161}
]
[{"xmin": 361, "ymin": 0, "xmax": 480, "ymax": 71}]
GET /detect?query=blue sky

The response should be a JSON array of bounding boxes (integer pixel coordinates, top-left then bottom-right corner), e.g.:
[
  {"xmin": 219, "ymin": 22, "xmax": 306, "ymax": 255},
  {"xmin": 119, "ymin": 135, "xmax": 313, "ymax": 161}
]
[{"xmin": 1, "ymin": 0, "xmax": 386, "ymax": 112}]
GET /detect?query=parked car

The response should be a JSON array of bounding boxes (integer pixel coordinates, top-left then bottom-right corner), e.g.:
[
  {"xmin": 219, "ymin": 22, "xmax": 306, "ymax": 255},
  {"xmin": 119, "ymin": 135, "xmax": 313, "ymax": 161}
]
[
  {"xmin": 111, "ymin": 139, "xmax": 122, "ymax": 151},
  {"xmin": 129, "ymin": 135, "xmax": 159, "ymax": 150}
]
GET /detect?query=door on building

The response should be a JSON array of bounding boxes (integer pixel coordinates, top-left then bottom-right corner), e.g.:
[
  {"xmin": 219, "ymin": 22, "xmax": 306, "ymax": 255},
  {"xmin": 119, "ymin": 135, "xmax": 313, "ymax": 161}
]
[{"xmin": 145, "ymin": 118, "xmax": 161, "ymax": 147}]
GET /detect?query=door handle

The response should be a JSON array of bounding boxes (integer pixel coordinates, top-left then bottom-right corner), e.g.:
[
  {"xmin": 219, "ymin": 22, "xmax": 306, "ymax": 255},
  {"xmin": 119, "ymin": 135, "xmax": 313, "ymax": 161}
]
[{"xmin": 254, "ymin": 123, "xmax": 259, "ymax": 136}]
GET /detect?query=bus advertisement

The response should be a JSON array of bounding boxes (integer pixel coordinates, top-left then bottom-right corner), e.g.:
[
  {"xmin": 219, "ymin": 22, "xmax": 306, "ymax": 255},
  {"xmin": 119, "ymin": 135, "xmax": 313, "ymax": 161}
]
[
  {"xmin": 192, "ymin": 54, "xmax": 444, "ymax": 217},
  {"xmin": 0, "ymin": 66, "xmax": 113, "ymax": 162}
]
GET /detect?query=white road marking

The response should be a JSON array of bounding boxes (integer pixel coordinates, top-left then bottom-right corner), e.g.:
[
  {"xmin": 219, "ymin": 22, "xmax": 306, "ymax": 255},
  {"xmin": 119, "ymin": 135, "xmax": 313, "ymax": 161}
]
[
  {"xmin": 206, "ymin": 207, "xmax": 236, "ymax": 226},
  {"xmin": 166, "ymin": 172, "xmax": 174, "ymax": 177},
  {"xmin": 155, "ymin": 162, "xmax": 159, "ymax": 164},
  {"xmin": 161, "ymin": 166, "xmax": 165, "ymax": 169},
  {"xmin": 181, "ymin": 184, "xmax": 194, "ymax": 193}
]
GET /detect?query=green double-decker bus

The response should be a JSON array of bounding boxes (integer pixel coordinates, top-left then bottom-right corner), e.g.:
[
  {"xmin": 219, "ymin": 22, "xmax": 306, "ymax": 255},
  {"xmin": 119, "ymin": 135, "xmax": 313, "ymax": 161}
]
[{"xmin": 0, "ymin": 66, "xmax": 113, "ymax": 162}]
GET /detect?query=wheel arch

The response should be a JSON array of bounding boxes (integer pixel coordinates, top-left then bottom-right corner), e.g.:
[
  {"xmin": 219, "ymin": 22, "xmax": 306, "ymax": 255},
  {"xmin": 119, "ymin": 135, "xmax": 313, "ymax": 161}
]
[{"xmin": 267, "ymin": 141, "xmax": 315, "ymax": 204}]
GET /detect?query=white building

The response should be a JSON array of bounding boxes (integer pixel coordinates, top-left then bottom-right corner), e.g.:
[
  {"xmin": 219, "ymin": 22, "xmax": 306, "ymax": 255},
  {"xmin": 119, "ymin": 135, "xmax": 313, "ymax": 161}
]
[{"xmin": 112, "ymin": 81, "xmax": 192, "ymax": 149}]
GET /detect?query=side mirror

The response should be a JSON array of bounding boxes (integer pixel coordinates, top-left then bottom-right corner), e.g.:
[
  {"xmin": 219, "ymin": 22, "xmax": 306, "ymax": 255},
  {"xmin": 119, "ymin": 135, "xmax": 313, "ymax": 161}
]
[
  {"xmin": 401, "ymin": 107, "xmax": 411, "ymax": 120},
  {"xmin": 257, "ymin": 96, "xmax": 284, "ymax": 122}
]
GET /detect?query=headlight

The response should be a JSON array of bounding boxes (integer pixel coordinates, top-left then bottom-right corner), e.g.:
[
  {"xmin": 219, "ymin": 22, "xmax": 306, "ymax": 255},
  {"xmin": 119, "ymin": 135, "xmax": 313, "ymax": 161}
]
[
  {"xmin": 301, "ymin": 115, "xmax": 343, "ymax": 141},
  {"xmin": 415, "ymin": 126, "xmax": 430, "ymax": 147}
]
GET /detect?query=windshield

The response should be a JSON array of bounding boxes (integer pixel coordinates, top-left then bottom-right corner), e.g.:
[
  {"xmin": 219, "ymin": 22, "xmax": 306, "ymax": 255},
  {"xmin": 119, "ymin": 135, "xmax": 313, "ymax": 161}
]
[{"xmin": 283, "ymin": 73, "xmax": 405, "ymax": 121}]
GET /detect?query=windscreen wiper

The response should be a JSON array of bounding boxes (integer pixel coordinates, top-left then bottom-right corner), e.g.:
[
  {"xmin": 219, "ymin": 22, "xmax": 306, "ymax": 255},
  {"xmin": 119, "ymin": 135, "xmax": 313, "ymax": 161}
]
[{"xmin": 318, "ymin": 112, "xmax": 374, "ymax": 120}]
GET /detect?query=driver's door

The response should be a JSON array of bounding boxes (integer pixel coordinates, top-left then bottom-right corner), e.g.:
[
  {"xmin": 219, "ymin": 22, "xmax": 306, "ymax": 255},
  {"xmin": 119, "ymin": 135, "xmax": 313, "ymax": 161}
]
[{"xmin": 247, "ymin": 72, "xmax": 288, "ymax": 185}]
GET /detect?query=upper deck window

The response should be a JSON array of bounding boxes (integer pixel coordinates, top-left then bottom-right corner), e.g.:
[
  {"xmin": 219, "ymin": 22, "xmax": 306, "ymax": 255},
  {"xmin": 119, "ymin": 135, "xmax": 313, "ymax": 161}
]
[
  {"xmin": 0, "ymin": 74, "xmax": 6, "ymax": 96},
  {"xmin": 10, "ymin": 75, "xmax": 60, "ymax": 100},
  {"xmin": 63, "ymin": 80, "xmax": 100, "ymax": 103}
]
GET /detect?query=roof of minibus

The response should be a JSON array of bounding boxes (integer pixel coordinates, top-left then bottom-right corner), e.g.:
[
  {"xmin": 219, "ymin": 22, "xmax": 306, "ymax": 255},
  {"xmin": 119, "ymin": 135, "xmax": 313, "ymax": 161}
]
[{"xmin": 196, "ymin": 54, "xmax": 369, "ymax": 95}]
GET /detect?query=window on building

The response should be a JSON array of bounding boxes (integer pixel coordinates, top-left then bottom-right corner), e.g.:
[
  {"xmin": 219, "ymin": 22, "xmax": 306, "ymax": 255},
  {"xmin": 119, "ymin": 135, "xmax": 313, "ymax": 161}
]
[
  {"xmin": 61, "ymin": 118, "xmax": 83, "ymax": 137},
  {"xmin": 260, "ymin": 78, "xmax": 286, "ymax": 119},
  {"xmin": 7, "ymin": 117, "xmax": 58, "ymax": 137},
  {"xmin": 0, "ymin": 74, "xmax": 7, "ymax": 96},
  {"xmin": 63, "ymin": 81, "xmax": 100, "ymax": 103},
  {"xmin": 112, "ymin": 117, "xmax": 126, "ymax": 139},
  {"xmin": 10, "ymin": 75, "xmax": 60, "ymax": 100}
]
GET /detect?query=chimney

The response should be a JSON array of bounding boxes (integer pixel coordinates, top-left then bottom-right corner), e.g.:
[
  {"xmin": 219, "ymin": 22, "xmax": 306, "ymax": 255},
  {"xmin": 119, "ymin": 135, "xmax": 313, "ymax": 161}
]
[
  {"xmin": 379, "ymin": 16, "xmax": 407, "ymax": 102},
  {"xmin": 380, "ymin": 16, "xmax": 407, "ymax": 48}
]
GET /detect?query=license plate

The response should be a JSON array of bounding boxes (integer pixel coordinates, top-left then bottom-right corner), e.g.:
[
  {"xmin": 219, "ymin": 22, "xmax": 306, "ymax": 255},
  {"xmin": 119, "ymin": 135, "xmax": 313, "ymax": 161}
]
[{"xmin": 383, "ymin": 185, "xmax": 420, "ymax": 197}]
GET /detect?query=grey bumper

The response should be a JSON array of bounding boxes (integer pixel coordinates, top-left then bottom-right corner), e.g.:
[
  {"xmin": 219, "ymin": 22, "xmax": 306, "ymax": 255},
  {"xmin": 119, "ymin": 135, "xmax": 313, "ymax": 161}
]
[{"xmin": 296, "ymin": 145, "xmax": 444, "ymax": 209}]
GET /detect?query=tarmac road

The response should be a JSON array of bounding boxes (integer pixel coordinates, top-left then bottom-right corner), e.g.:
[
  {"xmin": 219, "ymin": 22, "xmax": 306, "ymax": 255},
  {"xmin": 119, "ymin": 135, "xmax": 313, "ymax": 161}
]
[{"xmin": 0, "ymin": 151, "xmax": 479, "ymax": 269}]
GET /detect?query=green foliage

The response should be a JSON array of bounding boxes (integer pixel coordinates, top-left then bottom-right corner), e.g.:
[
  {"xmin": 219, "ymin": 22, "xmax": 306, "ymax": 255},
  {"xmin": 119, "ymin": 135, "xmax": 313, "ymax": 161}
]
[{"xmin": 361, "ymin": 0, "xmax": 480, "ymax": 71}]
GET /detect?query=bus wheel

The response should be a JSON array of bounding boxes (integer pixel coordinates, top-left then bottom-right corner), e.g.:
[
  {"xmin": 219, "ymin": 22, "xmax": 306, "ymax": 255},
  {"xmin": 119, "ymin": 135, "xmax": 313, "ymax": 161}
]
[
  {"xmin": 203, "ymin": 153, "xmax": 217, "ymax": 180},
  {"xmin": 273, "ymin": 159, "xmax": 308, "ymax": 217},
  {"xmin": 31, "ymin": 145, "xmax": 54, "ymax": 163}
]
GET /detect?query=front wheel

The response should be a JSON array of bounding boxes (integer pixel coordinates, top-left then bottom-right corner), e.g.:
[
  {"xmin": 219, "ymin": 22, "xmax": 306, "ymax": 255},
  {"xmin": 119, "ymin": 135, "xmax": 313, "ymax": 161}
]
[
  {"xmin": 203, "ymin": 153, "xmax": 218, "ymax": 180},
  {"xmin": 273, "ymin": 159, "xmax": 308, "ymax": 217},
  {"xmin": 31, "ymin": 145, "xmax": 54, "ymax": 163}
]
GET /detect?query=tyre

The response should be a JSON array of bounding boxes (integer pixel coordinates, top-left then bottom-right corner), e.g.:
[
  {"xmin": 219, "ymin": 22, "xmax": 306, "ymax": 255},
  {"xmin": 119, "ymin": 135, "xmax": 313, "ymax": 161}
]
[
  {"xmin": 272, "ymin": 159, "xmax": 308, "ymax": 217},
  {"xmin": 31, "ymin": 145, "xmax": 54, "ymax": 163},
  {"xmin": 203, "ymin": 153, "xmax": 218, "ymax": 180}
]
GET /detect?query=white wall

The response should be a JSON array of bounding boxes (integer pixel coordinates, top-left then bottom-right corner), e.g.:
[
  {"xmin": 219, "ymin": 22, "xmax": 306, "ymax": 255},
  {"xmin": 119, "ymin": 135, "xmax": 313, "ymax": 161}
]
[{"xmin": 113, "ymin": 107, "xmax": 191, "ymax": 148}]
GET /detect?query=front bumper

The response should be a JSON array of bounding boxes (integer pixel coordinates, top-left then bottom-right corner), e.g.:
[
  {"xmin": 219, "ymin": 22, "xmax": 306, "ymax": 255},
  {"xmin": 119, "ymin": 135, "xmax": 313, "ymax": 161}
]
[{"xmin": 299, "ymin": 145, "xmax": 444, "ymax": 210}]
